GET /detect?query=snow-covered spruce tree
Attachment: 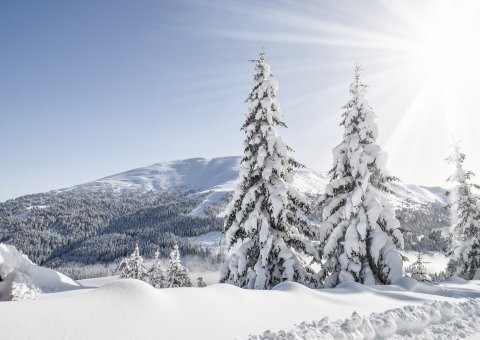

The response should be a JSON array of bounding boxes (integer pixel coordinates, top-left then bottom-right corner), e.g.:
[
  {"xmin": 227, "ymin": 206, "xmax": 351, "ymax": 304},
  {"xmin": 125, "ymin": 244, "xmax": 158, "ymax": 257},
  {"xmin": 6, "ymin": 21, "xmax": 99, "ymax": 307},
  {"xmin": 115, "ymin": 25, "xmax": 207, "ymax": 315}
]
[
  {"xmin": 146, "ymin": 249, "xmax": 165, "ymax": 288},
  {"xmin": 317, "ymin": 65, "xmax": 404, "ymax": 287},
  {"xmin": 116, "ymin": 243, "xmax": 147, "ymax": 280},
  {"xmin": 219, "ymin": 51, "xmax": 318, "ymax": 290},
  {"xmin": 166, "ymin": 244, "xmax": 192, "ymax": 288},
  {"xmin": 445, "ymin": 144, "xmax": 480, "ymax": 279},
  {"xmin": 406, "ymin": 252, "xmax": 430, "ymax": 282}
]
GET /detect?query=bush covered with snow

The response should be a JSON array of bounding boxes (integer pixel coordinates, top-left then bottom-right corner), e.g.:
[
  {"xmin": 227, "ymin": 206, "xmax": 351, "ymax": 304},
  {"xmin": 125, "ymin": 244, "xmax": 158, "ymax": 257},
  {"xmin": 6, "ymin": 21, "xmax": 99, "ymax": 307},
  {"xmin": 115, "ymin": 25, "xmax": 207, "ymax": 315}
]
[
  {"xmin": 0, "ymin": 243, "xmax": 80, "ymax": 301},
  {"xmin": 0, "ymin": 243, "xmax": 41, "ymax": 301}
]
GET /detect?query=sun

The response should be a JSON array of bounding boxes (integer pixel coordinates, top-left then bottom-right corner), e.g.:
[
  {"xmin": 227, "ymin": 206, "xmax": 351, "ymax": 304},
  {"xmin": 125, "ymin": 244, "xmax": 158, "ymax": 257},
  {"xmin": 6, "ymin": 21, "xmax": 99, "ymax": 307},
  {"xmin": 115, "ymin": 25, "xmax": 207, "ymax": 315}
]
[
  {"xmin": 411, "ymin": 1, "xmax": 480, "ymax": 85},
  {"xmin": 391, "ymin": 0, "xmax": 480, "ymax": 147},
  {"xmin": 208, "ymin": 0, "xmax": 480, "ymax": 185}
]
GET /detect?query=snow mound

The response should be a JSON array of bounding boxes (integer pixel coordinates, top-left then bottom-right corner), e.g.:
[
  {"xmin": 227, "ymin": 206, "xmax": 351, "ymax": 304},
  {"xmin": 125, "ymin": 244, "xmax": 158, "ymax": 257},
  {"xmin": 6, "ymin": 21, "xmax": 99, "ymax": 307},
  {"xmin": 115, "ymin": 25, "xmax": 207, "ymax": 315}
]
[
  {"xmin": 445, "ymin": 276, "xmax": 469, "ymax": 284},
  {"xmin": 272, "ymin": 281, "xmax": 314, "ymax": 293},
  {"xmin": 96, "ymin": 279, "xmax": 158, "ymax": 299},
  {"xmin": 392, "ymin": 276, "xmax": 480, "ymax": 299},
  {"xmin": 2, "ymin": 279, "xmax": 480, "ymax": 339},
  {"xmin": 0, "ymin": 243, "xmax": 79, "ymax": 300},
  {"xmin": 335, "ymin": 281, "xmax": 373, "ymax": 293},
  {"xmin": 26, "ymin": 264, "xmax": 80, "ymax": 292},
  {"xmin": 251, "ymin": 299, "xmax": 480, "ymax": 340},
  {"xmin": 0, "ymin": 243, "xmax": 34, "ymax": 278},
  {"xmin": 1, "ymin": 271, "xmax": 41, "ymax": 301}
]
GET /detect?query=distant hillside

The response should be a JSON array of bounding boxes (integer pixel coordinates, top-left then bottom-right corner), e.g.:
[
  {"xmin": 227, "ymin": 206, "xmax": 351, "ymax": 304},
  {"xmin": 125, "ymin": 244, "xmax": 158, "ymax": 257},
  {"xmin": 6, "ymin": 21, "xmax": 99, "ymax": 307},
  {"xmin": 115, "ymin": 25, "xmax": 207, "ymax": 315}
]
[{"xmin": 0, "ymin": 157, "xmax": 450, "ymax": 273}]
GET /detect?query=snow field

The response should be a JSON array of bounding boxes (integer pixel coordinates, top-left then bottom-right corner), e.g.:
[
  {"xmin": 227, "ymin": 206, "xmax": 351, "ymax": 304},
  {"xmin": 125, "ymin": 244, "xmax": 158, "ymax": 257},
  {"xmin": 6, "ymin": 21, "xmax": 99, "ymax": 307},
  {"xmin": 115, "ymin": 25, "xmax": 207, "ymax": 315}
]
[
  {"xmin": 2, "ymin": 277, "xmax": 480, "ymax": 339},
  {"xmin": 251, "ymin": 298, "xmax": 480, "ymax": 340}
]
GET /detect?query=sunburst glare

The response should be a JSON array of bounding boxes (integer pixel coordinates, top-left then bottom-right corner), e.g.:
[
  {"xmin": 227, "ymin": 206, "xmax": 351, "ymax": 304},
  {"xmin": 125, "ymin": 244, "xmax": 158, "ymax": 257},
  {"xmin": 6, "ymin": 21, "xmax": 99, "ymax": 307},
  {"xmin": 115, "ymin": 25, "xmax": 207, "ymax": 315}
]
[{"xmin": 189, "ymin": 0, "xmax": 480, "ymax": 185}]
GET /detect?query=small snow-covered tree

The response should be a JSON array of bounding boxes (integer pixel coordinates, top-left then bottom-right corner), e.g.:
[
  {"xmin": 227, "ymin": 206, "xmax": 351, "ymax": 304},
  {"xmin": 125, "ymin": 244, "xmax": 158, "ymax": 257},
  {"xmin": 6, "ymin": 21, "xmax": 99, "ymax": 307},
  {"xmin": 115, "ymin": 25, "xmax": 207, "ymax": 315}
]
[
  {"xmin": 197, "ymin": 277, "xmax": 207, "ymax": 288},
  {"xmin": 116, "ymin": 243, "xmax": 147, "ymax": 280},
  {"xmin": 146, "ymin": 249, "xmax": 165, "ymax": 288},
  {"xmin": 406, "ymin": 252, "xmax": 430, "ymax": 282},
  {"xmin": 445, "ymin": 144, "xmax": 480, "ymax": 279},
  {"xmin": 317, "ymin": 65, "xmax": 404, "ymax": 287},
  {"xmin": 166, "ymin": 244, "xmax": 192, "ymax": 288},
  {"xmin": 219, "ymin": 50, "xmax": 319, "ymax": 290}
]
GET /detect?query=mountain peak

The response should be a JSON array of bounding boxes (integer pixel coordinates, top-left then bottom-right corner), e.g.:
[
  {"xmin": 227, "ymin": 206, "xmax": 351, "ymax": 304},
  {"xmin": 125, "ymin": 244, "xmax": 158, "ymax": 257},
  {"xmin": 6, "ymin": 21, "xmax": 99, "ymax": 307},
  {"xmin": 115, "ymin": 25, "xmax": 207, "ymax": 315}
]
[{"xmin": 90, "ymin": 156, "xmax": 242, "ymax": 193}]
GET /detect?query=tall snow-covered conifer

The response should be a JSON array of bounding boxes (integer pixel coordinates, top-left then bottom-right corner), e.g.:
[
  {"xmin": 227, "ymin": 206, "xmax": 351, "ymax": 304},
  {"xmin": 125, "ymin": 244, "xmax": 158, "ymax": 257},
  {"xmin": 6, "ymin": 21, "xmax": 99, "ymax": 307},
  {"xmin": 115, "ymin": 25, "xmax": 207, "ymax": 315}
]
[
  {"xmin": 446, "ymin": 144, "xmax": 480, "ymax": 279},
  {"xmin": 318, "ymin": 65, "xmax": 404, "ymax": 287},
  {"xmin": 219, "ymin": 50, "xmax": 318, "ymax": 290}
]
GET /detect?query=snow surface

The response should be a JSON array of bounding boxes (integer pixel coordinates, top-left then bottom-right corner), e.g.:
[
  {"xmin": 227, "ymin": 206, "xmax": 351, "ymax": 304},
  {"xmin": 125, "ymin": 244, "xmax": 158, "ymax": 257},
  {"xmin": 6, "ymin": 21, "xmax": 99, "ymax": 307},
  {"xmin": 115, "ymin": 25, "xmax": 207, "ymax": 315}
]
[
  {"xmin": 2, "ymin": 276, "xmax": 480, "ymax": 339},
  {"xmin": 252, "ymin": 298, "xmax": 480, "ymax": 339}
]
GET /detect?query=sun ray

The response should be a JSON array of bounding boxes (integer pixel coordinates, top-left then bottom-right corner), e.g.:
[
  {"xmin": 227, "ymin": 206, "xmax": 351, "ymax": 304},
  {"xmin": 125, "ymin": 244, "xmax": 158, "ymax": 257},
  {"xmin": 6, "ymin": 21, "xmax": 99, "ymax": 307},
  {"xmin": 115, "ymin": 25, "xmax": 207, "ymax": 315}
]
[{"xmin": 165, "ymin": 0, "xmax": 480, "ymax": 184}]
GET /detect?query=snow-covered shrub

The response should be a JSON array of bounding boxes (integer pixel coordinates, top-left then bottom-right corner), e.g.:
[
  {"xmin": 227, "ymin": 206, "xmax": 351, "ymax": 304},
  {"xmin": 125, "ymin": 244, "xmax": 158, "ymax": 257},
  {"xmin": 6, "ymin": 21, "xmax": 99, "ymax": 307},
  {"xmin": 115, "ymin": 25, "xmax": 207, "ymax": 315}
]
[
  {"xmin": 197, "ymin": 277, "xmax": 207, "ymax": 287},
  {"xmin": 317, "ymin": 65, "xmax": 404, "ymax": 287},
  {"xmin": 220, "ymin": 50, "xmax": 319, "ymax": 290},
  {"xmin": 0, "ymin": 243, "xmax": 41, "ymax": 301}
]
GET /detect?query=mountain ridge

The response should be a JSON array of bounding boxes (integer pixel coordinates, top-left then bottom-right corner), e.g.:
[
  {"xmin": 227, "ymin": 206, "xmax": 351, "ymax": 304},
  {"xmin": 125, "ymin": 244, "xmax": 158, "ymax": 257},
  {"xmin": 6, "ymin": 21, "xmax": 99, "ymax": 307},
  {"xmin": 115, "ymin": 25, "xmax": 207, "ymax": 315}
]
[{"xmin": 67, "ymin": 156, "xmax": 447, "ymax": 208}]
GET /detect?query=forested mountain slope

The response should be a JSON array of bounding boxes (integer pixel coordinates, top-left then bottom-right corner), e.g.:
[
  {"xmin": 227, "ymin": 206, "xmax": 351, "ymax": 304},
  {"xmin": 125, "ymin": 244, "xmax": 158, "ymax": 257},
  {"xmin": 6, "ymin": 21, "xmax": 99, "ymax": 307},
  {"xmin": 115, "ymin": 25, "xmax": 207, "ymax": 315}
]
[{"xmin": 0, "ymin": 157, "xmax": 449, "ymax": 269}]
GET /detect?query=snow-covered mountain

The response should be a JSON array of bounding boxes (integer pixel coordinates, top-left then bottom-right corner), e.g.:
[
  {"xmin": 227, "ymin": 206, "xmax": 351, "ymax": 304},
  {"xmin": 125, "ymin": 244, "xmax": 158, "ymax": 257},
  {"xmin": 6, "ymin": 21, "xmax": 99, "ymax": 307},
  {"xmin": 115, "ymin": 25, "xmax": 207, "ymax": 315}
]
[
  {"xmin": 85, "ymin": 157, "xmax": 242, "ymax": 194},
  {"xmin": 0, "ymin": 156, "xmax": 450, "ymax": 272},
  {"xmin": 77, "ymin": 156, "xmax": 447, "ymax": 213},
  {"xmin": 82, "ymin": 156, "xmax": 451, "ymax": 253}
]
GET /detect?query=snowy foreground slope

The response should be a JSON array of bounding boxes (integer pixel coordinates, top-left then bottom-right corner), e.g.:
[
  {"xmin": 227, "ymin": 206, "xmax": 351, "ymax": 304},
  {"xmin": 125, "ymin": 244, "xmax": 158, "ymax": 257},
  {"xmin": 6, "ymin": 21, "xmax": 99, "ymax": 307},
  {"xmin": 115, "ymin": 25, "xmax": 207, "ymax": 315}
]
[{"xmin": 2, "ymin": 276, "xmax": 480, "ymax": 340}]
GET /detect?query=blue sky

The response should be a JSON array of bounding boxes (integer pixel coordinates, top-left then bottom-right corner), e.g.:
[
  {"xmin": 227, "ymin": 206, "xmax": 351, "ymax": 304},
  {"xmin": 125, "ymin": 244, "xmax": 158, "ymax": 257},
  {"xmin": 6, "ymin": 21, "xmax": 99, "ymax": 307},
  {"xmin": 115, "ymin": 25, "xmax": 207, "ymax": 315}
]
[{"xmin": 1, "ymin": 0, "xmax": 480, "ymax": 201}]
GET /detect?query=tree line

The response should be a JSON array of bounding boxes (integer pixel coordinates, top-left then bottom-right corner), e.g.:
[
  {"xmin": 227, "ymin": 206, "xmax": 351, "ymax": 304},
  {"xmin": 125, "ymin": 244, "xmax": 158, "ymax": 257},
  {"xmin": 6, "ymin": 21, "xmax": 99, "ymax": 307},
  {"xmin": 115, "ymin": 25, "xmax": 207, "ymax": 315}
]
[{"xmin": 220, "ymin": 51, "xmax": 480, "ymax": 290}]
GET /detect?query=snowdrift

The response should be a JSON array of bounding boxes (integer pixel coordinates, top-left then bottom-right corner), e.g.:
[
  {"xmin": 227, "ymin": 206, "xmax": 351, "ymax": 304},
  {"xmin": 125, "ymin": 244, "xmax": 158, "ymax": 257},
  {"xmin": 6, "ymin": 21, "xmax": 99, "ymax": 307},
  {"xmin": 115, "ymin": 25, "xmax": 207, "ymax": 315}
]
[
  {"xmin": 2, "ymin": 277, "xmax": 480, "ymax": 339},
  {"xmin": 0, "ymin": 243, "xmax": 80, "ymax": 300},
  {"xmin": 251, "ymin": 299, "xmax": 480, "ymax": 339}
]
